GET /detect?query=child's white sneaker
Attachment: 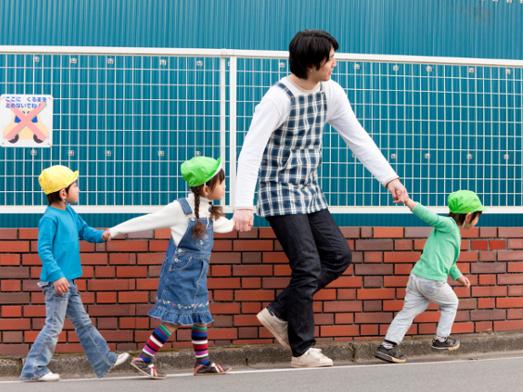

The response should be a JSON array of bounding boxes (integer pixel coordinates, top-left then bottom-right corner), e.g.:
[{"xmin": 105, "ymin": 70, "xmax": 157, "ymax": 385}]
[
  {"xmin": 291, "ymin": 347, "xmax": 333, "ymax": 368},
  {"xmin": 113, "ymin": 352, "xmax": 130, "ymax": 368},
  {"xmin": 37, "ymin": 371, "xmax": 60, "ymax": 382}
]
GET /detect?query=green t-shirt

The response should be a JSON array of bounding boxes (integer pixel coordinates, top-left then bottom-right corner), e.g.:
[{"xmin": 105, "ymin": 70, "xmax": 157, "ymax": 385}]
[{"xmin": 410, "ymin": 203, "xmax": 462, "ymax": 281}]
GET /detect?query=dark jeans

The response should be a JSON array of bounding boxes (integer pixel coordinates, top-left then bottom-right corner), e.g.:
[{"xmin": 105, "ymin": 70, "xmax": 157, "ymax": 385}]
[{"xmin": 266, "ymin": 209, "xmax": 352, "ymax": 357}]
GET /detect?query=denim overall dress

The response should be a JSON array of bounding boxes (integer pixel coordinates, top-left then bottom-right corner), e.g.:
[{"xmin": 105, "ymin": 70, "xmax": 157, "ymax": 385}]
[{"xmin": 148, "ymin": 198, "xmax": 214, "ymax": 325}]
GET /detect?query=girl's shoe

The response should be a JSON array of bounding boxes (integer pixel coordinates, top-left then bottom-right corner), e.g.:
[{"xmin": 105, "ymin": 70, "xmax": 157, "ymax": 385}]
[
  {"xmin": 374, "ymin": 344, "xmax": 407, "ymax": 363},
  {"xmin": 130, "ymin": 357, "xmax": 166, "ymax": 379},
  {"xmin": 193, "ymin": 362, "xmax": 231, "ymax": 375},
  {"xmin": 431, "ymin": 336, "xmax": 460, "ymax": 351}
]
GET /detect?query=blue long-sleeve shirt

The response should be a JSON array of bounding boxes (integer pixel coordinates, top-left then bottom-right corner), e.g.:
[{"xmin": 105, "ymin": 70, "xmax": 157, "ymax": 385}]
[{"xmin": 38, "ymin": 205, "xmax": 104, "ymax": 283}]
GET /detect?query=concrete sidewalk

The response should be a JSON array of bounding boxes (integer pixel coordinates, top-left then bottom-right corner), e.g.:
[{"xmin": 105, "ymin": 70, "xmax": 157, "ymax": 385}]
[{"xmin": 2, "ymin": 332, "xmax": 523, "ymax": 378}]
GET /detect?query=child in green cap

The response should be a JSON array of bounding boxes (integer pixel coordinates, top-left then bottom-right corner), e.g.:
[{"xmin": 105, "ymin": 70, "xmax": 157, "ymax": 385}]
[
  {"xmin": 375, "ymin": 190, "xmax": 484, "ymax": 364},
  {"xmin": 109, "ymin": 156, "xmax": 233, "ymax": 378}
]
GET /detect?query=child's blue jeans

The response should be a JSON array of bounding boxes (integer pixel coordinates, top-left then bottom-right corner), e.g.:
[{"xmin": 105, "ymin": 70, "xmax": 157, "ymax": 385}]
[{"xmin": 20, "ymin": 281, "xmax": 117, "ymax": 380}]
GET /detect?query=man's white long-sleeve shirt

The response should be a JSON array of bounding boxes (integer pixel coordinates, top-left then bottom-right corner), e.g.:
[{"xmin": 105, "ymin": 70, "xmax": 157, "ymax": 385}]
[{"xmin": 234, "ymin": 76, "xmax": 398, "ymax": 209}]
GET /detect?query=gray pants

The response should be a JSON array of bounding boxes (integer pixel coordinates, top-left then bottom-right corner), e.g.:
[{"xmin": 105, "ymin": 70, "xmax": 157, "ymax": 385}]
[{"xmin": 385, "ymin": 273, "xmax": 459, "ymax": 345}]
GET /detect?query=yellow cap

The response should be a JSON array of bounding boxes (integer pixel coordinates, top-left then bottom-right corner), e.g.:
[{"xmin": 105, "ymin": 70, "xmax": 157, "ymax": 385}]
[{"xmin": 38, "ymin": 165, "xmax": 79, "ymax": 195}]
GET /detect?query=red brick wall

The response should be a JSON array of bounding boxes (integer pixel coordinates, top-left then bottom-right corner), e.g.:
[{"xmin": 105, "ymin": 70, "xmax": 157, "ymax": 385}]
[{"xmin": 1, "ymin": 226, "xmax": 523, "ymax": 357}]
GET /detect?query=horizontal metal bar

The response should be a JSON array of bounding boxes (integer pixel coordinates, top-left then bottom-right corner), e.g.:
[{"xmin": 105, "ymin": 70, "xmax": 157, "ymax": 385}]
[
  {"xmin": 0, "ymin": 45, "xmax": 228, "ymax": 57},
  {"xmin": 1, "ymin": 206, "xmax": 521, "ymax": 214},
  {"xmin": 1, "ymin": 46, "xmax": 523, "ymax": 67}
]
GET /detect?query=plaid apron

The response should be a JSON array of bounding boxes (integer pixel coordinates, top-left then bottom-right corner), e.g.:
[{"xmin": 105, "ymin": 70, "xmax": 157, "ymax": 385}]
[{"xmin": 257, "ymin": 81, "xmax": 329, "ymax": 217}]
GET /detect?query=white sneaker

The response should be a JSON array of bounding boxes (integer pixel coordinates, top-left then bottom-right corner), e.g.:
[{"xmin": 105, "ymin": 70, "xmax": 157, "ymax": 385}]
[
  {"xmin": 256, "ymin": 308, "xmax": 290, "ymax": 350},
  {"xmin": 112, "ymin": 352, "xmax": 130, "ymax": 368},
  {"xmin": 37, "ymin": 371, "xmax": 60, "ymax": 382},
  {"xmin": 291, "ymin": 347, "xmax": 333, "ymax": 368}
]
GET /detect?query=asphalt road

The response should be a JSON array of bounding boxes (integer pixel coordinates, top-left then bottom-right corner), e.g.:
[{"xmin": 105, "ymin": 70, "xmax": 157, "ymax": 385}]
[{"xmin": 2, "ymin": 353, "xmax": 523, "ymax": 392}]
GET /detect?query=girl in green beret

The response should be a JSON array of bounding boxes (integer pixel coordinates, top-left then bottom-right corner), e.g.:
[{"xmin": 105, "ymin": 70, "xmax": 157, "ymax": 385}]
[
  {"xmin": 109, "ymin": 156, "xmax": 234, "ymax": 378},
  {"xmin": 375, "ymin": 190, "xmax": 484, "ymax": 364}
]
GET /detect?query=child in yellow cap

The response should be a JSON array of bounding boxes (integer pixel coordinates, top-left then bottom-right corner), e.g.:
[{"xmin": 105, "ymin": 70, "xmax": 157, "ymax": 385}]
[
  {"xmin": 109, "ymin": 156, "xmax": 234, "ymax": 378},
  {"xmin": 20, "ymin": 165, "xmax": 129, "ymax": 381},
  {"xmin": 375, "ymin": 190, "xmax": 484, "ymax": 364}
]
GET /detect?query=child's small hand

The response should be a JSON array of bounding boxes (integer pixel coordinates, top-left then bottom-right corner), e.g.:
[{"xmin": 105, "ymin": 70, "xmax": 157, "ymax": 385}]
[
  {"xmin": 457, "ymin": 275, "xmax": 471, "ymax": 288},
  {"xmin": 386, "ymin": 178, "xmax": 409, "ymax": 204},
  {"xmin": 53, "ymin": 277, "xmax": 70, "ymax": 295},
  {"xmin": 102, "ymin": 229, "xmax": 111, "ymax": 242}
]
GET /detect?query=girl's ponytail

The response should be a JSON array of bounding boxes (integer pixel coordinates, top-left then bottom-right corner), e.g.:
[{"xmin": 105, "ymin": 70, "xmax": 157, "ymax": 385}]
[
  {"xmin": 190, "ymin": 168, "xmax": 225, "ymax": 238},
  {"xmin": 210, "ymin": 205, "xmax": 224, "ymax": 221},
  {"xmin": 192, "ymin": 191, "xmax": 207, "ymax": 238}
]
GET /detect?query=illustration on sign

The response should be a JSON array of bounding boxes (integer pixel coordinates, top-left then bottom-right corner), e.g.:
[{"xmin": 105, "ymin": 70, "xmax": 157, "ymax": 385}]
[{"xmin": 0, "ymin": 94, "xmax": 53, "ymax": 147}]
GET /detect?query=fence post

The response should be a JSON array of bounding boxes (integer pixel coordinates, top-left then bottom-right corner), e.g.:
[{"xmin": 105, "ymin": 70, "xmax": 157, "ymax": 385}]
[
  {"xmin": 228, "ymin": 56, "xmax": 237, "ymax": 210},
  {"xmin": 219, "ymin": 56, "xmax": 227, "ymax": 206}
]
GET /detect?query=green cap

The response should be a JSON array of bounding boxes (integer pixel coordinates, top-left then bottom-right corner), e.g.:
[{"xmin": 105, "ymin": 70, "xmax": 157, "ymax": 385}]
[
  {"xmin": 181, "ymin": 156, "xmax": 222, "ymax": 187},
  {"xmin": 447, "ymin": 190, "xmax": 485, "ymax": 214}
]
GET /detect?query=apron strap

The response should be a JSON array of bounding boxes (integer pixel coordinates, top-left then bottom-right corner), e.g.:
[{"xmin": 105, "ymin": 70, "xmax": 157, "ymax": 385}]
[
  {"xmin": 178, "ymin": 198, "xmax": 193, "ymax": 215},
  {"xmin": 276, "ymin": 82, "xmax": 294, "ymax": 99},
  {"xmin": 276, "ymin": 81, "xmax": 324, "ymax": 97}
]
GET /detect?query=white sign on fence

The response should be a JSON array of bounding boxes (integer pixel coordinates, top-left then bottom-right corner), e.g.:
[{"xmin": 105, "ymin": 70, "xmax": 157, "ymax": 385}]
[{"xmin": 0, "ymin": 94, "xmax": 53, "ymax": 147}]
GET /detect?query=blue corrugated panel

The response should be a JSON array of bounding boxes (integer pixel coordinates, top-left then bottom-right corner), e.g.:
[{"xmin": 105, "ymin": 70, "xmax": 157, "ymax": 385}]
[
  {"xmin": 0, "ymin": 0, "xmax": 522, "ymax": 58},
  {"xmin": 1, "ymin": 0, "xmax": 523, "ymax": 227}
]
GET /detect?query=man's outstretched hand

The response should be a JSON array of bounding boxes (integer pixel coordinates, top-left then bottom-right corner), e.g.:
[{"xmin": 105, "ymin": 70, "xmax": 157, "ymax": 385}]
[{"xmin": 387, "ymin": 178, "xmax": 409, "ymax": 204}]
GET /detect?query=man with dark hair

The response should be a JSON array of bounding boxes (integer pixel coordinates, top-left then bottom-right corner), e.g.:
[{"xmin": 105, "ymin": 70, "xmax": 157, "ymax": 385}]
[
  {"xmin": 288, "ymin": 30, "xmax": 339, "ymax": 79},
  {"xmin": 233, "ymin": 30, "xmax": 408, "ymax": 367}
]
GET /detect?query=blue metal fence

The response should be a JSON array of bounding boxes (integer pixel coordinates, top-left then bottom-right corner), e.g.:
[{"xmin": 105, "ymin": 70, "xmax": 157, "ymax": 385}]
[{"xmin": 0, "ymin": 47, "xmax": 522, "ymax": 227}]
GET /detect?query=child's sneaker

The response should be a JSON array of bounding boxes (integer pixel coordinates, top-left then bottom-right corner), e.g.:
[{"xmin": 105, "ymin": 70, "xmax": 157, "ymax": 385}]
[
  {"xmin": 431, "ymin": 336, "xmax": 460, "ymax": 351},
  {"xmin": 130, "ymin": 357, "xmax": 166, "ymax": 379},
  {"xmin": 193, "ymin": 362, "xmax": 231, "ymax": 375},
  {"xmin": 36, "ymin": 371, "xmax": 60, "ymax": 382},
  {"xmin": 374, "ymin": 344, "xmax": 407, "ymax": 363},
  {"xmin": 112, "ymin": 352, "xmax": 130, "ymax": 369}
]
